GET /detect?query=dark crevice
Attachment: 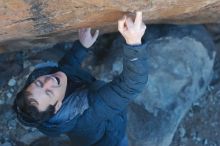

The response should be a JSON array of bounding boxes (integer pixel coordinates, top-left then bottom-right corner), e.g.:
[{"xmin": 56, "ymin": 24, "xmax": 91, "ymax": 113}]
[{"xmin": 24, "ymin": 0, "xmax": 60, "ymax": 35}]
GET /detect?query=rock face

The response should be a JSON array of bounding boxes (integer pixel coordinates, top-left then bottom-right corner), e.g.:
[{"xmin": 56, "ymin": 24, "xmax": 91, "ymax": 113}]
[{"xmin": 0, "ymin": 0, "xmax": 220, "ymax": 53}]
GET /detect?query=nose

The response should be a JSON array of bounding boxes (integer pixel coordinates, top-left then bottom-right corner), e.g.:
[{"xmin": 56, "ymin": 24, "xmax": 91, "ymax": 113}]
[{"xmin": 43, "ymin": 76, "xmax": 55, "ymax": 89}]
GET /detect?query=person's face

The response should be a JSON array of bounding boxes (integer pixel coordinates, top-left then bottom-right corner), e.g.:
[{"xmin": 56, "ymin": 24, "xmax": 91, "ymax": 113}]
[{"xmin": 26, "ymin": 71, "xmax": 67, "ymax": 113}]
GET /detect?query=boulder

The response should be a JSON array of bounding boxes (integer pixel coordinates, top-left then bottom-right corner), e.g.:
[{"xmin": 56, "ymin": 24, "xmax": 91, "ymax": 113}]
[
  {"xmin": 0, "ymin": 0, "xmax": 220, "ymax": 53},
  {"xmin": 127, "ymin": 25, "xmax": 216, "ymax": 146}
]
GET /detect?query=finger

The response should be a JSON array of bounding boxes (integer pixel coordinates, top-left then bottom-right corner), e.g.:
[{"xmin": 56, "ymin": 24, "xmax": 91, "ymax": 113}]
[
  {"xmin": 142, "ymin": 23, "xmax": 147, "ymax": 30},
  {"xmin": 79, "ymin": 28, "xmax": 86, "ymax": 37},
  {"xmin": 125, "ymin": 17, "xmax": 134, "ymax": 28},
  {"xmin": 78, "ymin": 29, "xmax": 82, "ymax": 34},
  {"xmin": 78, "ymin": 29, "xmax": 83, "ymax": 37},
  {"xmin": 134, "ymin": 11, "xmax": 142, "ymax": 26},
  {"xmin": 92, "ymin": 30, "xmax": 99, "ymax": 41},
  {"xmin": 86, "ymin": 28, "xmax": 91, "ymax": 34},
  {"xmin": 79, "ymin": 28, "xmax": 86, "ymax": 33},
  {"xmin": 118, "ymin": 15, "xmax": 126, "ymax": 32}
]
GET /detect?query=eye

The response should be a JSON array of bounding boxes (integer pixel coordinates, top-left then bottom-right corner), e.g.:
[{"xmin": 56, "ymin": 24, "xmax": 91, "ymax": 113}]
[
  {"xmin": 46, "ymin": 90, "xmax": 53, "ymax": 97},
  {"xmin": 35, "ymin": 80, "xmax": 43, "ymax": 87}
]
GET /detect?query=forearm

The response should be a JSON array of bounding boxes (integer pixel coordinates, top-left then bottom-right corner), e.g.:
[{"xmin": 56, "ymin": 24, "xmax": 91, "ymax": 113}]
[
  {"xmin": 120, "ymin": 42, "xmax": 148, "ymax": 95},
  {"xmin": 85, "ymin": 11, "xmax": 147, "ymax": 118},
  {"xmin": 96, "ymin": 42, "xmax": 148, "ymax": 111}
]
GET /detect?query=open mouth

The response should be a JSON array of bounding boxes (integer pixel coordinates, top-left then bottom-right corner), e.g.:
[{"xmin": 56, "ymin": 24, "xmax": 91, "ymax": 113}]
[
  {"xmin": 54, "ymin": 76, "xmax": 60, "ymax": 85},
  {"xmin": 50, "ymin": 75, "xmax": 60, "ymax": 85}
]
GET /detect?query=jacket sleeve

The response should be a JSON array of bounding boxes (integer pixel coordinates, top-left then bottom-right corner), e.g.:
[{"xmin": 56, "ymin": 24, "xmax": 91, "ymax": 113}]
[
  {"xmin": 58, "ymin": 40, "xmax": 89, "ymax": 67},
  {"xmin": 88, "ymin": 42, "xmax": 148, "ymax": 119}
]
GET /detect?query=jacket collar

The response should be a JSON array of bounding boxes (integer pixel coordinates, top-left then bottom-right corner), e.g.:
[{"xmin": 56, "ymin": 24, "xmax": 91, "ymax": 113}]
[{"xmin": 42, "ymin": 88, "xmax": 89, "ymax": 127}]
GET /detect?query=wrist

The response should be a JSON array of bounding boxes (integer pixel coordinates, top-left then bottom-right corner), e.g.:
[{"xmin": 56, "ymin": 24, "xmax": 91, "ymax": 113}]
[
  {"xmin": 82, "ymin": 44, "xmax": 90, "ymax": 48},
  {"xmin": 126, "ymin": 40, "xmax": 142, "ymax": 45},
  {"xmin": 80, "ymin": 41, "xmax": 91, "ymax": 48}
]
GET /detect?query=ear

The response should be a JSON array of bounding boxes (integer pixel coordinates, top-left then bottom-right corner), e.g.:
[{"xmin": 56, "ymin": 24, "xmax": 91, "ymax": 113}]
[{"xmin": 54, "ymin": 101, "xmax": 62, "ymax": 113}]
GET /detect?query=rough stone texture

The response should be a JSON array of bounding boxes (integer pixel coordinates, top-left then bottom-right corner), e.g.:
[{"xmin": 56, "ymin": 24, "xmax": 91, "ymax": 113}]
[{"xmin": 0, "ymin": 0, "xmax": 220, "ymax": 53}]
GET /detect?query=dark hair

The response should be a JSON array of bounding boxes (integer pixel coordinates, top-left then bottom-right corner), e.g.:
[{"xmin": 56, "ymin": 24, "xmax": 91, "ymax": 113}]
[
  {"xmin": 13, "ymin": 89, "xmax": 56, "ymax": 126},
  {"xmin": 13, "ymin": 66, "xmax": 60, "ymax": 126}
]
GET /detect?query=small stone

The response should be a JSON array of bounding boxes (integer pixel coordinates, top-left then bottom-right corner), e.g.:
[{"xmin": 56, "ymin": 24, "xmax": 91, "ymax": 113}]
[
  {"xmin": 196, "ymin": 137, "xmax": 201, "ymax": 142},
  {"xmin": 6, "ymin": 92, "xmax": 12, "ymax": 98},
  {"xmin": 7, "ymin": 119, "xmax": 17, "ymax": 130},
  {"xmin": 179, "ymin": 127, "xmax": 186, "ymax": 138},
  {"xmin": 207, "ymin": 85, "xmax": 214, "ymax": 92},
  {"xmin": 180, "ymin": 137, "xmax": 188, "ymax": 144},
  {"xmin": 10, "ymin": 88, "xmax": 14, "ymax": 93},
  {"xmin": 23, "ymin": 60, "xmax": 32, "ymax": 68},
  {"xmin": 29, "ymin": 66, "xmax": 35, "ymax": 72},
  {"xmin": 211, "ymin": 122, "xmax": 218, "ymax": 127},
  {"xmin": 191, "ymin": 132, "xmax": 197, "ymax": 141},
  {"xmin": 203, "ymin": 139, "xmax": 208, "ymax": 145},
  {"xmin": 193, "ymin": 102, "xmax": 200, "ymax": 106},
  {"xmin": 8, "ymin": 79, "xmax": 16, "ymax": 87},
  {"xmin": 88, "ymin": 65, "xmax": 93, "ymax": 70},
  {"xmin": 188, "ymin": 112, "xmax": 194, "ymax": 118}
]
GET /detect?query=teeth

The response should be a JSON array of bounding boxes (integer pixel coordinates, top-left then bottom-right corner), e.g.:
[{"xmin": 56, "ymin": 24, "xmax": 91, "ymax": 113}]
[{"xmin": 51, "ymin": 75, "xmax": 59, "ymax": 84}]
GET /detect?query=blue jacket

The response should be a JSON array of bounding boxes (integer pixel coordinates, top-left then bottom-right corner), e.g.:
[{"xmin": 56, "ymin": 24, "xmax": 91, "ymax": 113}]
[{"xmin": 37, "ymin": 40, "xmax": 148, "ymax": 146}]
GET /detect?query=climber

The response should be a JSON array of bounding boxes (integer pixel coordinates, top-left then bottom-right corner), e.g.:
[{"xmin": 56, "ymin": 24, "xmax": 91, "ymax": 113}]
[{"xmin": 13, "ymin": 11, "xmax": 148, "ymax": 146}]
